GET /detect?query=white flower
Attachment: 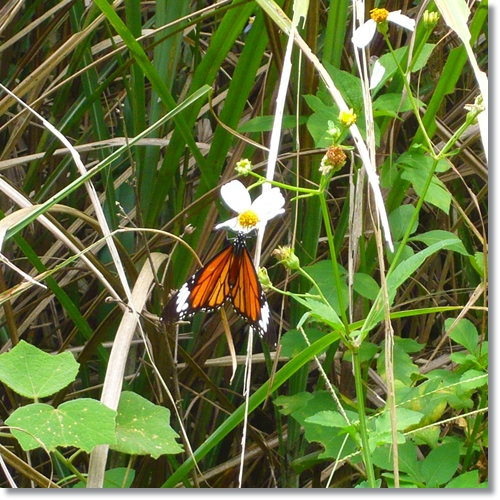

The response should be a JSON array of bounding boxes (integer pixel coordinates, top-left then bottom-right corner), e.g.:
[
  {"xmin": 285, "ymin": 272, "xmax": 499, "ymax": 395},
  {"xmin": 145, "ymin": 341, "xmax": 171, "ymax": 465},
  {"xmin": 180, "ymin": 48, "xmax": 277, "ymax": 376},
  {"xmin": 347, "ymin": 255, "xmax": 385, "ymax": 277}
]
[
  {"xmin": 352, "ymin": 9, "xmax": 415, "ymax": 49},
  {"xmin": 215, "ymin": 180, "xmax": 285, "ymax": 233}
]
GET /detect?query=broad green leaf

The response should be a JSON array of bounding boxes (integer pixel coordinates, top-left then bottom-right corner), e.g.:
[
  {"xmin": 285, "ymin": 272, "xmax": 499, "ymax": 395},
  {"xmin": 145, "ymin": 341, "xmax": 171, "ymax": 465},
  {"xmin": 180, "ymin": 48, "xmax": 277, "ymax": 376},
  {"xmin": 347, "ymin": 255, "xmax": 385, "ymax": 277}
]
[
  {"xmin": 274, "ymin": 392, "xmax": 313, "ymax": 416},
  {"xmin": 279, "ymin": 328, "xmax": 332, "ymax": 358},
  {"xmin": 372, "ymin": 441, "xmax": 421, "ymax": 480},
  {"xmin": 375, "ymin": 408, "xmax": 424, "ymax": 433},
  {"xmin": 275, "ymin": 391, "xmax": 358, "ymax": 460},
  {"xmin": 400, "ymin": 167, "xmax": 451, "ymax": 213},
  {"xmin": 411, "ymin": 230, "xmax": 469, "ymax": 256},
  {"xmin": 324, "ymin": 62, "xmax": 364, "ymax": 112},
  {"xmin": 397, "ymin": 151, "xmax": 451, "ymax": 213},
  {"xmin": 420, "ymin": 441, "xmax": 460, "ymax": 487},
  {"xmin": 304, "ymin": 260, "xmax": 348, "ymax": 313},
  {"xmin": 73, "ymin": 468, "xmax": 135, "ymax": 488},
  {"xmin": 111, "ymin": 391, "xmax": 183, "ymax": 458},
  {"xmin": 0, "ymin": 340, "xmax": 79, "ymax": 399},
  {"xmin": 373, "ymin": 93, "xmax": 426, "ymax": 116},
  {"xmin": 389, "ymin": 205, "xmax": 418, "ymax": 241},
  {"xmin": 353, "ymin": 272, "xmax": 380, "ymax": 300},
  {"xmin": 446, "ymin": 317, "xmax": 478, "ymax": 353},
  {"xmin": 397, "ymin": 151, "xmax": 450, "ymax": 173},
  {"xmin": 6, "ymin": 399, "xmax": 116, "ymax": 452},
  {"xmin": 394, "ymin": 337, "xmax": 426, "ymax": 354}
]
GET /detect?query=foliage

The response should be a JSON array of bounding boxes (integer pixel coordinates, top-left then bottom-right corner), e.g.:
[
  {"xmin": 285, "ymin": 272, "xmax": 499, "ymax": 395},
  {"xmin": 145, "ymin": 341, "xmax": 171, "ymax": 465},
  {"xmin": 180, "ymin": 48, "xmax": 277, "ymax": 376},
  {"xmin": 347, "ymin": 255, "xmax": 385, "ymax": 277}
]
[{"xmin": 0, "ymin": 0, "xmax": 487, "ymax": 489}]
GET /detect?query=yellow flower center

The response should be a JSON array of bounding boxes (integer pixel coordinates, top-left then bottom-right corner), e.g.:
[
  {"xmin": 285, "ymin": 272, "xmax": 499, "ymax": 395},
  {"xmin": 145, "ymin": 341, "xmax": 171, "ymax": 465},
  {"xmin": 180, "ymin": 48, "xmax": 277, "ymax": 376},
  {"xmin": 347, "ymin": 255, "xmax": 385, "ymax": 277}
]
[
  {"xmin": 238, "ymin": 210, "xmax": 259, "ymax": 229},
  {"xmin": 370, "ymin": 8, "xmax": 389, "ymax": 23},
  {"xmin": 339, "ymin": 109, "xmax": 357, "ymax": 127}
]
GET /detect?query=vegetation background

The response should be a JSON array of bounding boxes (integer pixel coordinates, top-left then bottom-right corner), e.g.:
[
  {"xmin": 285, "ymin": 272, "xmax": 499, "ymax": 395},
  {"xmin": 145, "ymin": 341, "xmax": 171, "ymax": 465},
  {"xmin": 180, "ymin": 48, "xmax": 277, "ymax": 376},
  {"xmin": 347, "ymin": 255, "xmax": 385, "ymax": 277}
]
[{"xmin": 0, "ymin": 0, "xmax": 488, "ymax": 489}]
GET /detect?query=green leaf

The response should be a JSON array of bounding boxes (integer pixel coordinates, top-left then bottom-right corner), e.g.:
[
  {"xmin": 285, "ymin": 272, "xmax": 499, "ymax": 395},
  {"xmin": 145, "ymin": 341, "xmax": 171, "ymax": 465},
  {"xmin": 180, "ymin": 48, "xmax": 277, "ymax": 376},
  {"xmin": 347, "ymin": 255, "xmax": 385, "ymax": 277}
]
[
  {"xmin": 368, "ymin": 408, "xmax": 423, "ymax": 449},
  {"xmin": 353, "ymin": 273, "xmax": 380, "ymax": 300},
  {"xmin": 387, "ymin": 239, "xmax": 468, "ymax": 305},
  {"xmin": 304, "ymin": 260, "xmax": 348, "ymax": 313},
  {"xmin": 111, "ymin": 391, "xmax": 183, "ymax": 458},
  {"xmin": 445, "ymin": 470, "xmax": 485, "ymax": 488},
  {"xmin": 469, "ymin": 251, "xmax": 486, "ymax": 277},
  {"xmin": 420, "ymin": 441, "xmax": 460, "ymax": 487},
  {"xmin": 446, "ymin": 317, "xmax": 478, "ymax": 353},
  {"xmin": 372, "ymin": 441, "xmax": 421, "ymax": 480},
  {"xmin": 302, "ymin": 298, "xmax": 344, "ymax": 332},
  {"xmin": 6, "ymin": 399, "xmax": 116, "ymax": 452},
  {"xmin": 400, "ymin": 168, "xmax": 451, "ymax": 213},
  {"xmin": 279, "ymin": 329, "xmax": 331, "ymax": 358},
  {"xmin": 0, "ymin": 340, "xmax": 79, "ymax": 399},
  {"xmin": 411, "ymin": 230, "xmax": 469, "ymax": 256},
  {"xmin": 378, "ymin": 342, "xmax": 420, "ymax": 385},
  {"xmin": 396, "ymin": 151, "xmax": 451, "ymax": 213},
  {"xmin": 411, "ymin": 43, "xmax": 436, "ymax": 72},
  {"xmin": 305, "ymin": 410, "xmax": 350, "ymax": 428},
  {"xmin": 373, "ymin": 94, "xmax": 426, "ymax": 117},
  {"xmin": 238, "ymin": 114, "xmax": 307, "ymax": 132},
  {"xmin": 73, "ymin": 468, "xmax": 135, "ymax": 488},
  {"xmin": 275, "ymin": 391, "xmax": 358, "ymax": 460},
  {"xmin": 458, "ymin": 370, "xmax": 488, "ymax": 391},
  {"xmin": 389, "ymin": 205, "xmax": 418, "ymax": 241}
]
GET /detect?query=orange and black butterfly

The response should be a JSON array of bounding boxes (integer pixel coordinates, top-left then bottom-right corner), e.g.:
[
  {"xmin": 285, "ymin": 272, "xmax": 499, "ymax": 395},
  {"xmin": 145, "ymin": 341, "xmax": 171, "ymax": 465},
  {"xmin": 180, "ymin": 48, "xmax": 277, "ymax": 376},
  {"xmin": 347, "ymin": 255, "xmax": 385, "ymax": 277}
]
[{"xmin": 161, "ymin": 233, "xmax": 276, "ymax": 347}]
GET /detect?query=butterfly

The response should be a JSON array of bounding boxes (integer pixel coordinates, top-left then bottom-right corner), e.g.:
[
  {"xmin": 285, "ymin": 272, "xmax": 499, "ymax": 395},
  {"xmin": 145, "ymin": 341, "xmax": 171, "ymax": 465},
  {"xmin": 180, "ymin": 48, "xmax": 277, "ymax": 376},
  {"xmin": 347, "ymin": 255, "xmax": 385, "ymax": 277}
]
[{"xmin": 161, "ymin": 232, "xmax": 276, "ymax": 347}]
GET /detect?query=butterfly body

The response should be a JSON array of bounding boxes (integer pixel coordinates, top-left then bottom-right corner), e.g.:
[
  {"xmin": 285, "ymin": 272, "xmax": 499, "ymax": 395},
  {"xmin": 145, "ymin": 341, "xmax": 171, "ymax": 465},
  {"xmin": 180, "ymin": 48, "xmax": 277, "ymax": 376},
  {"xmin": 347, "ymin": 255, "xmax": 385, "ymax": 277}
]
[{"xmin": 162, "ymin": 233, "xmax": 275, "ymax": 347}]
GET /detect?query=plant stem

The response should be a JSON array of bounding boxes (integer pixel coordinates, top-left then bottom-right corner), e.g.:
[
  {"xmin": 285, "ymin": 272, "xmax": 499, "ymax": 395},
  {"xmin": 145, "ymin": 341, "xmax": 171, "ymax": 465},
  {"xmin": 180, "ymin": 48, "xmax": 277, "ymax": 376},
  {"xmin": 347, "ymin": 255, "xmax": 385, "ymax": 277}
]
[{"xmin": 352, "ymin": 348, "xmax": 377, "ymax": 487}]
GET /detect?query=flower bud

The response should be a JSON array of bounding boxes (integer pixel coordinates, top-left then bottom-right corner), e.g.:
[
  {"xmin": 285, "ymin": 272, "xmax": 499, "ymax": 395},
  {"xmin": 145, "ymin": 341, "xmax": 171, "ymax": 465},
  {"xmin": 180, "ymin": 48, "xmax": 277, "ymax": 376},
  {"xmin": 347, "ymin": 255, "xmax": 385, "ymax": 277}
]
[{"xmin": 272, "ymin": 245, "xmax": 300, "ymax": 270}]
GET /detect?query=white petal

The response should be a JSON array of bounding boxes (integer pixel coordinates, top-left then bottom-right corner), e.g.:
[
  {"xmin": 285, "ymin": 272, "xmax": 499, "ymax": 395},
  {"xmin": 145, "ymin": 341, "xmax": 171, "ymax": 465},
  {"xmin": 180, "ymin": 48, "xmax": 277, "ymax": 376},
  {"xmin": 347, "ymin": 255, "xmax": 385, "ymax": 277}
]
[
  {"xmin": 388, "ymin": 11, "xmax": 415, "ymax": 31},
  {"xmin": 352, "ymin": 19, "xmax": 377, "ymax": 48},
  {"xmin": 219, "ymin": 180, "xmax": 251, "ymax": 214},
  {"xmin": 369, "ymin": 60, "xmax": 386, "ymax": 90},
  {"xmin": 251, "ymin": 188, "xmax": 285, "ymax": 223},
  {"xmin": 214, "ymin": 216, "xmax": 239, "ymax": 231}
]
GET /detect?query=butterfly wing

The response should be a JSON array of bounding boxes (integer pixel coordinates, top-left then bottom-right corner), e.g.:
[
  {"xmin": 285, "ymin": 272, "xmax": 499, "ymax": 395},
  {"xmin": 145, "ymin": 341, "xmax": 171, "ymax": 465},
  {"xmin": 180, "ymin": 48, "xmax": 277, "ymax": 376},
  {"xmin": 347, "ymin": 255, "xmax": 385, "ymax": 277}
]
[
  {"xmin": 161, "ymin": 234, "xmax": 276, "ymax": 347},
  {"xmin": 229, "ymin": 237, "xmax": 275, "ymax": 347},
  {"xmin": 161, "ymin": 243, "xmax": 235, "ymax": 322}
]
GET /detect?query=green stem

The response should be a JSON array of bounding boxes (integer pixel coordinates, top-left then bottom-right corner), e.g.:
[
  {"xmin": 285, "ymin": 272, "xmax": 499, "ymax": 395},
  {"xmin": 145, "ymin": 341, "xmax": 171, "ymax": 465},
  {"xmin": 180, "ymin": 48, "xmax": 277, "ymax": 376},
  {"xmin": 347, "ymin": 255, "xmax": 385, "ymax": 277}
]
[
  {"xmin": 318, "ymin": 186, "xmax": 350, "ymax": 330},
  {"xmin": 352, "ymin": 348, "xmax": 376, "ymax": 487}
]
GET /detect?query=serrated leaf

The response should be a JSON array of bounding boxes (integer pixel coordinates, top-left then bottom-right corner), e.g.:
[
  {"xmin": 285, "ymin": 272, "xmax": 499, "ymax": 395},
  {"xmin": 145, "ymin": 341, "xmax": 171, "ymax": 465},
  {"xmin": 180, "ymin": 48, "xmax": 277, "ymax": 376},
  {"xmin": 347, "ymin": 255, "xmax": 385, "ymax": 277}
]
[
  {"xmin": 73, "ymin": 468, "xmax": 135, "ymax": 488},
  {"xmin": 110, "ymin": 391, "xmax": 183, "ymax": 458},
  {"xmin": 305, "ymin": 410, "xmax": 350, "ymax": 428},
  {"xmin": 0, "ymin": 340, "xmax": 79, "ymax": 399},
  {"xmin": 6, "ymin": 399, "xmax": 116, "ymax": 452}
]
